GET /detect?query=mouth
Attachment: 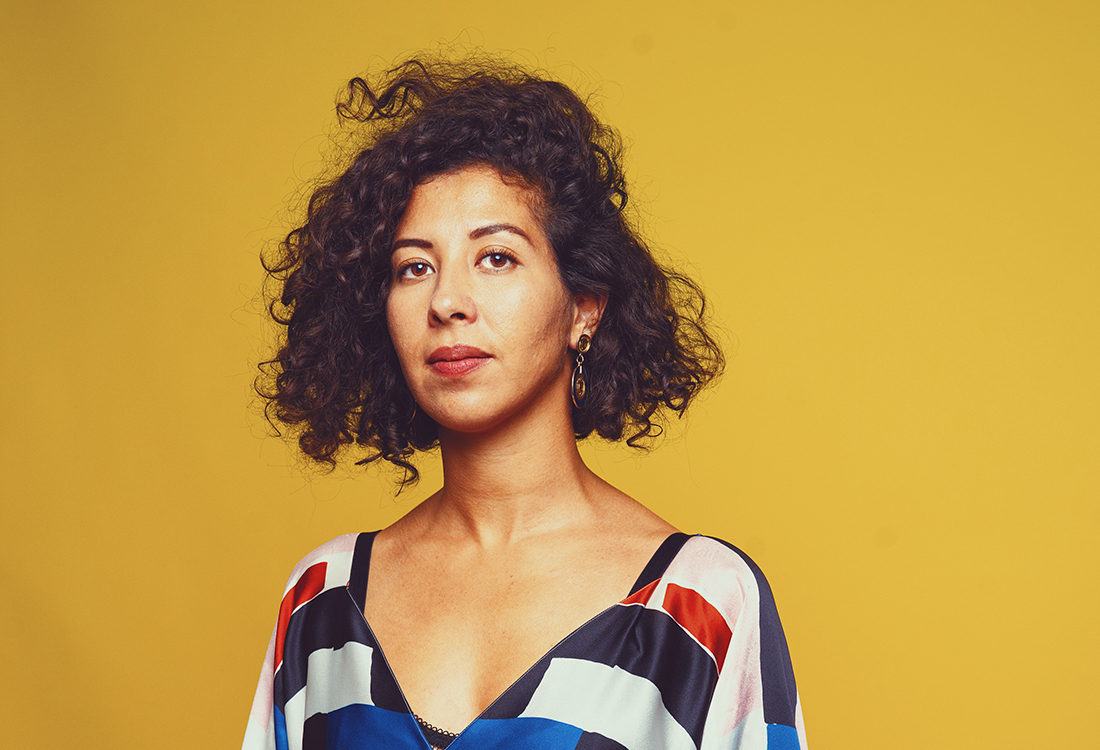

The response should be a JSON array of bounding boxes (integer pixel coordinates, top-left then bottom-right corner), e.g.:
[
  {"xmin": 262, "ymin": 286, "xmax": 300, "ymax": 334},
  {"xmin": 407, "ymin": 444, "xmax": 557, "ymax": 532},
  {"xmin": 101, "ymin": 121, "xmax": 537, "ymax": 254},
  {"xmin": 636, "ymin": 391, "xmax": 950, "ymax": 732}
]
[{"xmin": 427, "ymin": 345, "xmax": 492, "ymax": 377}]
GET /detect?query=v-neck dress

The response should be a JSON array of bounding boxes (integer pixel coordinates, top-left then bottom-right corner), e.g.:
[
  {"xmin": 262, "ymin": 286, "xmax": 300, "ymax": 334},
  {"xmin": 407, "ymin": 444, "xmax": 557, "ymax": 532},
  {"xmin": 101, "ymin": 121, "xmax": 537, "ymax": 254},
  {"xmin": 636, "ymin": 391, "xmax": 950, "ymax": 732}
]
[{"xmin": 242, "ymin": 532, "xmax": 807, "ymax": 750}]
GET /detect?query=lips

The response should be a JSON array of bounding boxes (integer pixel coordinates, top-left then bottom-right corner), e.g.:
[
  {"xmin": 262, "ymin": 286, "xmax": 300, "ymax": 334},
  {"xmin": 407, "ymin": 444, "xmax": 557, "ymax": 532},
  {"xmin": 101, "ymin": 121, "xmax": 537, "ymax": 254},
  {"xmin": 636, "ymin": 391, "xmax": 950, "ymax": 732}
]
[{"xmin": 427, "ymin": 345, "xmax": 492, "ymax": 377}]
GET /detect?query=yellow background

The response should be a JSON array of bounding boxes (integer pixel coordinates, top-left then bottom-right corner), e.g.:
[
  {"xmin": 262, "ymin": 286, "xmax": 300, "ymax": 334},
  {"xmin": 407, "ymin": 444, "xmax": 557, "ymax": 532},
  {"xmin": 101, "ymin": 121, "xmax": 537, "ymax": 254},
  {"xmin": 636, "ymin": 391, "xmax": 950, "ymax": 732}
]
[{"xmin": 2, "ymin": 1, "xmax": 1097, "ymax": 747}]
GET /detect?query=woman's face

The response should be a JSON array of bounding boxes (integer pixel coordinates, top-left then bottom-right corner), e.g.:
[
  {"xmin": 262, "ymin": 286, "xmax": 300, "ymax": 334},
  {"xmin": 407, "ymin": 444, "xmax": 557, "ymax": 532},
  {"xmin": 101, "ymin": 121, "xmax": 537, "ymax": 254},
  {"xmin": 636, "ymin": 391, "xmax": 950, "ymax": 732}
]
[{"xmin": 386, "ymin": 165, "xmax": 595, "ymax": 435}]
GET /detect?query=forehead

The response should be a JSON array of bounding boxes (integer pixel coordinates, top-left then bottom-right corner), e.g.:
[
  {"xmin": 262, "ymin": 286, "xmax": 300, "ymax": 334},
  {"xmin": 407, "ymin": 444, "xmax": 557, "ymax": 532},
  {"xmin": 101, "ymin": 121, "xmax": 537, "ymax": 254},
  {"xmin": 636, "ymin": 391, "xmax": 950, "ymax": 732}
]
[{"xmin": 397, "ymin": 166, "xmax": 545, "ymax": 239}]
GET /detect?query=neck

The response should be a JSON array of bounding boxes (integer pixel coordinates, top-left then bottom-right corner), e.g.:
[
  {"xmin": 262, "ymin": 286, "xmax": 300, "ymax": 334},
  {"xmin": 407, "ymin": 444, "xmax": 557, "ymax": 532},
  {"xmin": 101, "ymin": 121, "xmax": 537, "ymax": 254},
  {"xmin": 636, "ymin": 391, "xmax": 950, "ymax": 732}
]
[{"xmin": 429, "ymin": 396, "xmax": 601, "ymax": 548}]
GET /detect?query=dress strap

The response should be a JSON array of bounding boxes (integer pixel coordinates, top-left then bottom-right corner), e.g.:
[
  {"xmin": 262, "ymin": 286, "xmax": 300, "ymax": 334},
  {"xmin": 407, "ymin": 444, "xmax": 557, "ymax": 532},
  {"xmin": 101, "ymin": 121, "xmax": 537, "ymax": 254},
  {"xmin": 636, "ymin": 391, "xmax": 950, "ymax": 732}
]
[
  {"xmin": 347, "ymin": 530, "xmax": 379, "ymax": 614},
  {"xmin": 628, "ymin": 532, "xmax": 691, "ymax": 595}
]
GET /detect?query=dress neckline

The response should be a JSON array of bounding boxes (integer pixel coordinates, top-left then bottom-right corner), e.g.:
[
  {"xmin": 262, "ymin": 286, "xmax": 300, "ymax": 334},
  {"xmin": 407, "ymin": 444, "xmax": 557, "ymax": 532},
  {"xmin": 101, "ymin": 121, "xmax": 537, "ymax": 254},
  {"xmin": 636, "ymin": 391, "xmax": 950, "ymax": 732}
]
[{"xmin": 345, "ymin": 530, "xmax": 690, "ymax": 748}]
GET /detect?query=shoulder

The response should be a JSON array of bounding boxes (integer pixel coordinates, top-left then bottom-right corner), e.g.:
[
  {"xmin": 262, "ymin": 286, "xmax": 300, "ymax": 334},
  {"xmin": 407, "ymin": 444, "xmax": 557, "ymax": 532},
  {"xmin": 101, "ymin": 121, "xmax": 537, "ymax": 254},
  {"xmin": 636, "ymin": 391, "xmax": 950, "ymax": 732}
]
[
  {"xmin": 655, "ymin": 534, "xmax": 781, "ymax": 624},
  {"xmin": 278, "ymin": 532, "xmax": 362, "ymax": 597},
  {"xmin": 668, "ymin": 538, "xmax": 805, "ymax": 747},
  {"xmin": 668, "ymin": 535, "xmax": 771, "ymax": 588}
]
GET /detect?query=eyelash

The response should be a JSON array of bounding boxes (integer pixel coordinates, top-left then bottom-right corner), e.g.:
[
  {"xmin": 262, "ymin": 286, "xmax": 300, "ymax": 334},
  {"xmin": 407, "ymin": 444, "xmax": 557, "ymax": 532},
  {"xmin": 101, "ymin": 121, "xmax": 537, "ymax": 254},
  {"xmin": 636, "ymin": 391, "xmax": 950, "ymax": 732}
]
[
  {"xmin": 395, "ymin": 261, "xmax": 434, "ymax": 280},
  {"xmin": 396, "ymin": 250, "xmax": 519, "ymax": 279},
  {"xmin": 478, "ymin": 249, "xmax": 519, "ymax": 270}
]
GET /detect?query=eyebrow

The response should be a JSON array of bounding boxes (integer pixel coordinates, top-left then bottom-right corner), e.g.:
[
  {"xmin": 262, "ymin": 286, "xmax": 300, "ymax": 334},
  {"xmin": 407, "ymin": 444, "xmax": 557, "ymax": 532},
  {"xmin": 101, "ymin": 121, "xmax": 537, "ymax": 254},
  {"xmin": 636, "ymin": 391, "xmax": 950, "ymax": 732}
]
[
  {"xmin": 391, "ymin": 238, "xmax": 432, "ymax": 251},
  {"xmin": 469, "ymin": 223, "xmax": 532, "ymax": 242},
  {"xmin": 391, "ymin": 223, "xmax": 532, "ymax": 252}
]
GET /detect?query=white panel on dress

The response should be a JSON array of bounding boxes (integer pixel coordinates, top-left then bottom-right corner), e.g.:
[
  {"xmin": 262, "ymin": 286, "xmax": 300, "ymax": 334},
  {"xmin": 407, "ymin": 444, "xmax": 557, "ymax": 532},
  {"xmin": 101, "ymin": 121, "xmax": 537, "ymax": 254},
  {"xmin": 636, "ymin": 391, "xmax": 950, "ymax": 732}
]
[
  {"xmin": 519, "ymin": 657, "xmax": 696, "ymax": 750},
  {"xmin": 657, "ymin": 536, "xmax": 757, "ymax": 636},
  {"xmin": 280, "ymin": 533, "xmax": 359, "ymax": 596},
  {"xmin": 281, "ymin": 641, "xmax": 376, "ymax": 750},
  {"xmin": 705, "ymin": 706, "xmax": 768, "ymax": 750}
]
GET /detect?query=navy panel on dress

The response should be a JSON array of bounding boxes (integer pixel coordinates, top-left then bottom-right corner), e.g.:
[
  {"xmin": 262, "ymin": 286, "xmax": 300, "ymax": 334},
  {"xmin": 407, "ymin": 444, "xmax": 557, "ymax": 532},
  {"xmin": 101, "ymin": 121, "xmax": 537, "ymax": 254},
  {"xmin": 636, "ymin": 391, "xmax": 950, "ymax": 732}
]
[
  {"xmin": 302, "ymin": 712, "xmax": 327, "ymax": 750},
  {"xmin": 481, "ymin": 602, "xmax": 718, "ymax": 747},
  {"xmin": 574, "ymin": 730, "xmax": 630, "ymax": 750},
  {"xmin": 555, "ymin": 604, "xmax": 719, "ymax": 747},
  {"xmin": 273, "ymin": 587, "xmax": 373, "ymax": 708}
]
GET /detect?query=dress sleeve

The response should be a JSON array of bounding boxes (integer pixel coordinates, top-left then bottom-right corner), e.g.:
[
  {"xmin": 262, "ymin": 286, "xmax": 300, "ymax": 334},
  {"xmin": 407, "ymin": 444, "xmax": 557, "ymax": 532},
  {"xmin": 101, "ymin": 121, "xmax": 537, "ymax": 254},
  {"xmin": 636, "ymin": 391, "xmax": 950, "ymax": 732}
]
[
  {"xmin": 700, "ymin": 540, "xmax": 808, "ymax": 750},
  {"xmin": 241, "ymin": 623, "xmax": 279, "ymax": 750},
  {"xmin": 240, "ymin": 533, "xmax": 360, "ymax": 750}
]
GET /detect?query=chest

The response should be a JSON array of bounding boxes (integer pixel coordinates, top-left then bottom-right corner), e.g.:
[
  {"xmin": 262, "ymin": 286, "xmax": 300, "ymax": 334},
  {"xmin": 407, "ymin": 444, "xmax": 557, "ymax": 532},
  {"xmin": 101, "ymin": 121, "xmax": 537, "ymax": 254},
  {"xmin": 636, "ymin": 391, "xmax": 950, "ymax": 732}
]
[{"xmin": 362, "ymin": 542, "xmax": 648, "ymax": 730}]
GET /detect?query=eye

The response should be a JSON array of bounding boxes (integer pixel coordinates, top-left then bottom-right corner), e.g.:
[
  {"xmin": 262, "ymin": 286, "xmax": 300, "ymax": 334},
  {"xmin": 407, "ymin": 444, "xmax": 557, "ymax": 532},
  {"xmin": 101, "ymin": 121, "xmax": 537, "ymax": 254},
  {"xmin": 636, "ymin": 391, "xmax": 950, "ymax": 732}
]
[
  {"xmin": 478, "ymin": 250, "xmax": 518, "ymax": 271},
  {"xmin": 397, "ymin": 261, "xmax": 434, "ymax": 280}
]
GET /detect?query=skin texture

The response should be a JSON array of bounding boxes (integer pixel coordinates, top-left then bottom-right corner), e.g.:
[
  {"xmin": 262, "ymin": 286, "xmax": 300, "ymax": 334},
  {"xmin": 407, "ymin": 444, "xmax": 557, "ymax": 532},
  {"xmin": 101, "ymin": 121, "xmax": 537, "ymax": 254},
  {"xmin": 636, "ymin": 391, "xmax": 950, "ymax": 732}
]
[{"xmin": 368, "ymin": 166, "xmax": 677, "ymax": 733}]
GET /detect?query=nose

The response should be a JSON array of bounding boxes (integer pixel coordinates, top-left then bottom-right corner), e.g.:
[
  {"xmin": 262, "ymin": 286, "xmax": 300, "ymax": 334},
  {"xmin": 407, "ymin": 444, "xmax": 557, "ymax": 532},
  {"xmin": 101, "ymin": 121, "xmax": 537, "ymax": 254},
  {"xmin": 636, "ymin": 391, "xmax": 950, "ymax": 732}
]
[{"xmin": 428, "ymin": 266, "xmax": 477, "ymax": 325}]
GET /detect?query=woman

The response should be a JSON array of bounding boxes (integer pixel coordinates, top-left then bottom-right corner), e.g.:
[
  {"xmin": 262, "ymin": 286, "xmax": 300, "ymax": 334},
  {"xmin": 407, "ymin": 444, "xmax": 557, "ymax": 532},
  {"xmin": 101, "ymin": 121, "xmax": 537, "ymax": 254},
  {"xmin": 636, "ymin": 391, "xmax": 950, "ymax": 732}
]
[{"xmin": 244, "ymin": 57, "xmax": 807, "ymax": 750}]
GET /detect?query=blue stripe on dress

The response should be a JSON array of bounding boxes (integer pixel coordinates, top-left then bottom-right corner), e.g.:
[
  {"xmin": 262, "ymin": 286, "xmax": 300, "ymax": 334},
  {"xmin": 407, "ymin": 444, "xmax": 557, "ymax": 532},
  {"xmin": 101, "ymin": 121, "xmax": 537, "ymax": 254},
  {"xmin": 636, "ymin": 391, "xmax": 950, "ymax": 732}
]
[
  {"xmin": 766, "ymin": 722, "xmax": 801, "ymax": 749},
  {"xmin": 273, "ymin": 706, "xmax": 289, "ymax": 750},
  {"xmin": 452, "ymin": 717, "xmax": 584, "ymax": 750},
  {"xmin": 325, "ymin": 704, "xmax": 427, "ymax": 750}
]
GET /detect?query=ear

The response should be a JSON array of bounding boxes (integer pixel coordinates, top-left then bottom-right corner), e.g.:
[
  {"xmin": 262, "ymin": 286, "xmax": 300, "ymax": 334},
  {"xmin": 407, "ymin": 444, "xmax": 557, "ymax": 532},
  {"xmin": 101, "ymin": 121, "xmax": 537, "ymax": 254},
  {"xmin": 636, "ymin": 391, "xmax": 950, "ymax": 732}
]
[{"xmin": 569, "ymin": 292, "xmax": 607, "ymax": 349}]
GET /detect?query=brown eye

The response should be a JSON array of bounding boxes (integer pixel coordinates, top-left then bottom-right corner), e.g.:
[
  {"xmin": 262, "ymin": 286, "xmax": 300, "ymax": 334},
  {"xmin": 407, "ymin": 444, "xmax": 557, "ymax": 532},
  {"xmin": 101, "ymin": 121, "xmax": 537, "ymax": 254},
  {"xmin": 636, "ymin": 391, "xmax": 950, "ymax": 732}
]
[
  {"xmin": 399, "ymin": 261, "xmax": 433, "ymax": 279},
  {"xmin": 480, "ymin": 251, "xmax": 516, "ymax": 270}
]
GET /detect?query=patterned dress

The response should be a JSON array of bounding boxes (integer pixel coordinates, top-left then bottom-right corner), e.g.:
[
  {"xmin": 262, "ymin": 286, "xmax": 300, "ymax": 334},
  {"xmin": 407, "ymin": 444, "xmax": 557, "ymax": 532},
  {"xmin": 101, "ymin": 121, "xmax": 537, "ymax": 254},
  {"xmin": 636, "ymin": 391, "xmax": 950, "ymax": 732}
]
[{"xmin": 242, "ymin": 532, "xmax": 807, "ymax": 750}]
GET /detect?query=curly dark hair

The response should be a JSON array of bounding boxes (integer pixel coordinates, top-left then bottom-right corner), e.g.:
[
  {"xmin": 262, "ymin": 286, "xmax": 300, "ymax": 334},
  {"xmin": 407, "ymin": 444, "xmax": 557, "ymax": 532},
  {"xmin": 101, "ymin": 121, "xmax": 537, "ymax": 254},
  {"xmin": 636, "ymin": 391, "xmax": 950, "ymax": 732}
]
[{"xmin": 258, "ymin": 55, "xmax": 724, "ymax": 486}]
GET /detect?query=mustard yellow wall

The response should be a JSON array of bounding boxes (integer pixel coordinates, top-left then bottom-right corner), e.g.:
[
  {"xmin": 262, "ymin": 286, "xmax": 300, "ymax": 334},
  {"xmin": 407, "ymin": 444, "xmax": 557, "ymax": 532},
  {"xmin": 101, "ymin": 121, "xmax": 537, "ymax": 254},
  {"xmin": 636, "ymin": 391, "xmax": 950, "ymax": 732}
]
[{"xmin": 2, "ymin": 1, "xmax": 1097, "ymax": 747}]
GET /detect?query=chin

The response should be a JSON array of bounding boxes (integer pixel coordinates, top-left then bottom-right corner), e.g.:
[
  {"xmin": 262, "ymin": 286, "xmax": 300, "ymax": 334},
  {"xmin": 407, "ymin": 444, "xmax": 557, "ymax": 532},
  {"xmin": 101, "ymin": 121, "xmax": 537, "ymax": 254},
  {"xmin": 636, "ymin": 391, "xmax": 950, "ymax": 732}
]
[
  {"xmin": 430, "ymin": 410, "xmax": 510, "ymax": 437},
  {"xmin": 424, "ymin": 389, "xmax": 552, "ymax": 437},
  {"xmin": 419, "ymin": 393, "xmax": 508, "ymax": 434}
]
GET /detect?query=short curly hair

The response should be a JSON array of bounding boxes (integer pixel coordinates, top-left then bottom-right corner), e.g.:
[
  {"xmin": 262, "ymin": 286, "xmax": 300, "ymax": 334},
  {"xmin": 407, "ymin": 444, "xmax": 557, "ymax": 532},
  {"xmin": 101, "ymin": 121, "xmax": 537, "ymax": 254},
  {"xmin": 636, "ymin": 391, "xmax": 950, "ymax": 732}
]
[{"xmin": 258, "ymin": 55, "xmax": 724, "ymax": 486}]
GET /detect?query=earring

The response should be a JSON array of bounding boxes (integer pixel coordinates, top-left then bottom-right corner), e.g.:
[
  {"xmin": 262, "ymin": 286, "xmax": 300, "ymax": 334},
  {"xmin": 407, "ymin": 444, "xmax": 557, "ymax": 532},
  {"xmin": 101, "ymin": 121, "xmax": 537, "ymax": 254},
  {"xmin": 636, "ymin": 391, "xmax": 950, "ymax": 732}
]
[{"xmin": 571, "ymin": 333, "xmax": 591, "ymax": 409}]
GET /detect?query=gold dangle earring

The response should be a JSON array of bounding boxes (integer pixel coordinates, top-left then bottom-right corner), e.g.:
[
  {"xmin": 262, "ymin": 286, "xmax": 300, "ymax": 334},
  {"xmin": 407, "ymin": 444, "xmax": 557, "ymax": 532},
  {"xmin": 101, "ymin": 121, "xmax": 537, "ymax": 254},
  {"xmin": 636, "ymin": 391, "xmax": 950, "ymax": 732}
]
[{"xmin": 571, "ymin": 333, "xmax": 591, "ymax": 409}]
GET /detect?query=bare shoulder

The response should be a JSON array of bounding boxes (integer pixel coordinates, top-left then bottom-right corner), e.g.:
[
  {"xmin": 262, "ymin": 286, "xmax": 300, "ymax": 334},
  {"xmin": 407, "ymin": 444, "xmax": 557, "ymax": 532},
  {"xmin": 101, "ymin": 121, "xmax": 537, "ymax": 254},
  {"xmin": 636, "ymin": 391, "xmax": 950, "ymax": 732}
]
[
  {"xmin": 366, "ymin": 493, "xmax": 440, "ymax": 587},
  {"xmin": 589, "ymin": 479, "xmax": 679, "ymax": 547}
]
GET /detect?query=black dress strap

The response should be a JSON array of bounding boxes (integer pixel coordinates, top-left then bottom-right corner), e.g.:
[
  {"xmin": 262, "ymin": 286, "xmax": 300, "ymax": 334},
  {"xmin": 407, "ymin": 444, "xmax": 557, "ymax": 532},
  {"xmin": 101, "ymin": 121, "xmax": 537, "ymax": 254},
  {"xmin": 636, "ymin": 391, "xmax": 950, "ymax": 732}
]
[
  {"xmin": 628, "ymin": 532, "xmax": 691, "ymax": 595},
  {"xmin": 347, "ymin": 530, "xmax": 379, "ymax": 615}
]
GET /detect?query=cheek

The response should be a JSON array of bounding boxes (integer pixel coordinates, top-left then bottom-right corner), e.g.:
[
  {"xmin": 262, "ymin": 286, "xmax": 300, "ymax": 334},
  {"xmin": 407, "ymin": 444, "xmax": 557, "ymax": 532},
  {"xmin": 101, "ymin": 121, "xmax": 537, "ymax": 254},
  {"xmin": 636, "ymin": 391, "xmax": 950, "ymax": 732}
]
[
  {"xmin": 386, "ymin": 295, "xmax": 418, "ymax": 366},
  {"xmin": 489, "ymin": 286, "xmax": 573, "ymax": 361}
]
